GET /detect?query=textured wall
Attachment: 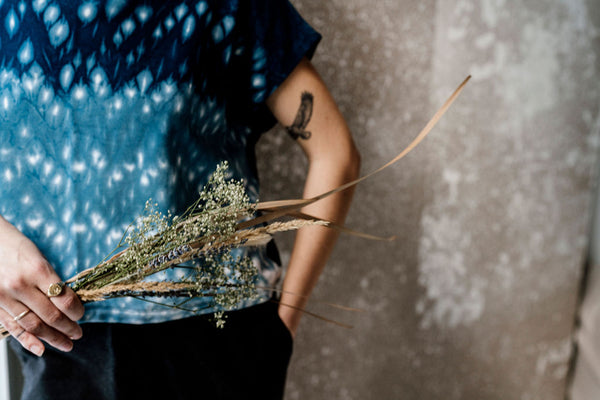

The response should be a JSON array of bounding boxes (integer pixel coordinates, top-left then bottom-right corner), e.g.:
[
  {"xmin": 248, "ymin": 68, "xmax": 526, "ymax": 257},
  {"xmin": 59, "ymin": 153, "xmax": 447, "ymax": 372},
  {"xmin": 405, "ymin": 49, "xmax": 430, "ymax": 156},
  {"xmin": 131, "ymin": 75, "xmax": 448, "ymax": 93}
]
[{"xmin": 255, "ymin": 1, "xmax": 600, "ymax": 399}]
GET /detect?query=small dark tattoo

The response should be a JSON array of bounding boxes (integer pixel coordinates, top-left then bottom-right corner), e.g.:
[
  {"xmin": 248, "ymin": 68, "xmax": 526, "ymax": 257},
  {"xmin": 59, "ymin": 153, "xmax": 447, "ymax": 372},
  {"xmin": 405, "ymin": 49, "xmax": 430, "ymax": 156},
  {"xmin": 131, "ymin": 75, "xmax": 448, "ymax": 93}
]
[{"xmin": 285, "ymin": 91, "xmax": 314, "ymax": 140}]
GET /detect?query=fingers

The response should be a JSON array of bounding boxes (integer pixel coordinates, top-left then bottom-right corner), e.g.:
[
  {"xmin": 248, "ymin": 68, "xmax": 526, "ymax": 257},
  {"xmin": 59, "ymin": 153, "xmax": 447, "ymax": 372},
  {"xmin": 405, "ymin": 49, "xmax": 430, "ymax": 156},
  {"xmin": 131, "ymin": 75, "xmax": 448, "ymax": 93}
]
[
  {"xmin": 13, "ymin": 267, "xmax": 84, "ymax": 337},
  {"xmin": 46, "ymin": 283, "xmax": 85, "ymax": 323},
  {"xmin": 0, "ymin": 270, "xmax": 84, "ymax": 353},
  {"xmin": 0, "ymin": 219, "xmax": 86, "ymax": 355},
  {"xmin": 2, "ymin": 296, "xmax": 78, "ymax": 353},
  {"xmin": 278, "ymin": 304, "xmax": 298, "ymax": 340},
  {"xmin": 25, "ymin": 288, "xmax": 83, "ymax": 342},
  {"xmin": 0, "ymin": 305, "xmax": 45, "ymax": 356},
  {"xmin": 24, "ymin": 260, "xmax": 84, "ymax": 330}
]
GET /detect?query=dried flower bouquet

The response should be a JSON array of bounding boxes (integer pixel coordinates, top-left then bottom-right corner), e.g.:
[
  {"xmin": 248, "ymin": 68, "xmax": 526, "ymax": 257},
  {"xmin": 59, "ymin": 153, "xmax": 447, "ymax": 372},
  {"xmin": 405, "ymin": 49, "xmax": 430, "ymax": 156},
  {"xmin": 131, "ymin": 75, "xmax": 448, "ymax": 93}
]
[{"xmin": 0, "ymin": 76, "xmax": 470, "ymax": 339}]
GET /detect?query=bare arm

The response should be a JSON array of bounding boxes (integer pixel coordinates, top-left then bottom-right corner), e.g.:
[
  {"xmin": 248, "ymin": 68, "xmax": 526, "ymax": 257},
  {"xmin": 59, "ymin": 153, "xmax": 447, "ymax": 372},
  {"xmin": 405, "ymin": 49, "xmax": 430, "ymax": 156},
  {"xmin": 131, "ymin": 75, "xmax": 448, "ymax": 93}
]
[
  {"xmin": 0, "ymin": 216, "xmax": 84, "ymax": 356},
  {"xmin": 267, "ymin": 58, "xmax": 360, "ymax": 337}
]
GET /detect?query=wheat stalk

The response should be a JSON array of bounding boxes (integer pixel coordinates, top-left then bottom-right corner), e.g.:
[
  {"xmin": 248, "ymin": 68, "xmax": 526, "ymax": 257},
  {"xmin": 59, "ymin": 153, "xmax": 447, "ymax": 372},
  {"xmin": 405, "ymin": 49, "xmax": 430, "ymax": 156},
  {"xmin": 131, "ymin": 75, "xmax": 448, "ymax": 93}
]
[{"xmin": 0, "ymin": 76, "xmax": 470, "ymax": 340}]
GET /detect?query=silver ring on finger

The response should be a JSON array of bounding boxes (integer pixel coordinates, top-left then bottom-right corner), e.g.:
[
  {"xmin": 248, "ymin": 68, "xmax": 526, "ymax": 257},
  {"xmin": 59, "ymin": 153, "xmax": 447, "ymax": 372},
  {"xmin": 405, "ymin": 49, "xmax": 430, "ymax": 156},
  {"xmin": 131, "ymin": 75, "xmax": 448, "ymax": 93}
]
[
  {"xmin": 15, "ymin": 328, "xmax": 26, "ymax": 339},
  {"xmin": 13, "ymin": 309, "xmax": 30, "ymax": 322}
]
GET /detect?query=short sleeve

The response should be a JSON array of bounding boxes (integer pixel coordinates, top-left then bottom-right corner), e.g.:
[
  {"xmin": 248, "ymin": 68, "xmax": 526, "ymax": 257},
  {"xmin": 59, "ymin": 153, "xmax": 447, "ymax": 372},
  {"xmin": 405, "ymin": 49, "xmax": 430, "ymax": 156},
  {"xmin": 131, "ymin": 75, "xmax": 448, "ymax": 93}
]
[{"xmin": 227, "ymin": 0, "xmax": 322, "ymax": 133}]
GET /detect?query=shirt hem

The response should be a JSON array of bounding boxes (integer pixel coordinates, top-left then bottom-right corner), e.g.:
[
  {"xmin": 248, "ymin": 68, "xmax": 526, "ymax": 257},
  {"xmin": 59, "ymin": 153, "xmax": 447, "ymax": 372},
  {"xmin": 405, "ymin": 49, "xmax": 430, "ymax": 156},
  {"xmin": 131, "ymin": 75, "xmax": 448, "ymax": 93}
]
[{"xmin": 78, "ymin": 294, "xmax": 272, "ymax": 325}]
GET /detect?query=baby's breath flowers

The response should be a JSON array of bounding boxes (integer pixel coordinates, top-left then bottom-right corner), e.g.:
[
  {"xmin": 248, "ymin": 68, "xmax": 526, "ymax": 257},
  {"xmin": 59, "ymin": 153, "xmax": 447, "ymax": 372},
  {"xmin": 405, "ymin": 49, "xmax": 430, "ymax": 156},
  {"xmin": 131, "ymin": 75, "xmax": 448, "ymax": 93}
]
[
  {"xmin": 0, "ymin": 76, "xmax": 471, "ymax": 339},
  {"xmin": 0, "ymin": 162, "xmax": 323, "ymax": 340},
  {"xmin": 67, "ymin": 162, "xmax": 265, "ymax": 323},
  {"xmin": 0, "ymin": 161, "xmax": 336, "ymax": 339}
]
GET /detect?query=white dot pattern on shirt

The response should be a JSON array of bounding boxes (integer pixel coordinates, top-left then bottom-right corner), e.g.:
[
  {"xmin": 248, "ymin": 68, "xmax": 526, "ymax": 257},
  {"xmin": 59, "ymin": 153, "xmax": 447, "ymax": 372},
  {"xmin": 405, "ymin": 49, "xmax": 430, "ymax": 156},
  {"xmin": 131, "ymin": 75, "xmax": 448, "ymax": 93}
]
[{"xmin": 0, "ymin": 0, "xmax": 278, "ymax": 323}]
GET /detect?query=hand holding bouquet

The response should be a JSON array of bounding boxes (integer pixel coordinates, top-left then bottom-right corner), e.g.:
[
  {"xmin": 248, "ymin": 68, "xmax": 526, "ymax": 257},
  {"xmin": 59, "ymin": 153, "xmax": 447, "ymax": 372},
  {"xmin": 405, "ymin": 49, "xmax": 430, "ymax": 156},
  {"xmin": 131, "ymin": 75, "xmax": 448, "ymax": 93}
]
[{"xmin": 1, "ymin": 76, "xmax": 470, "ymax": 340}]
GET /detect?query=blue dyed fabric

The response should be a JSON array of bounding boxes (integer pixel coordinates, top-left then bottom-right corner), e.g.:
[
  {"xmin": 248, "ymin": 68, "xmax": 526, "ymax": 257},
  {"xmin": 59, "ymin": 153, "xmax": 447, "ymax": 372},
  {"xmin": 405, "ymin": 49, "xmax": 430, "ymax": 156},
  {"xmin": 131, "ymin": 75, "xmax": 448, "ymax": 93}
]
[{"xmin": 0, "ymin": 0, "xmax": 320, "ymax": 323}]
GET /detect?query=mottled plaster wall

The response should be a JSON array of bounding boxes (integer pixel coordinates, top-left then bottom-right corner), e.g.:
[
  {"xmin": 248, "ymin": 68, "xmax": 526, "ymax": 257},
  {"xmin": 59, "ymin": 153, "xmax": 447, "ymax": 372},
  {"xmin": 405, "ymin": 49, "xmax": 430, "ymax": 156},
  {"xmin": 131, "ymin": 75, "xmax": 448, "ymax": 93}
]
[{"xmin": 255, "ymin": 1, "xmax": 600, "ymax": 399}]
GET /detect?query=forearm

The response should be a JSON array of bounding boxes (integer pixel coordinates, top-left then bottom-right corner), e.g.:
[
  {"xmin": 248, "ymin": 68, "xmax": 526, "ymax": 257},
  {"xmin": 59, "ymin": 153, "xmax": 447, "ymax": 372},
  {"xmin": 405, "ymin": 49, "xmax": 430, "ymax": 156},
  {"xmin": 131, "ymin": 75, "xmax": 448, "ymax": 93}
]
[
  {"xmin": 266, "ymin": 57, "xmax": 360, "ymax": 336},
  {"xmin": 278, "ymin": 153, "xmax": 359, "ymax": 333}
]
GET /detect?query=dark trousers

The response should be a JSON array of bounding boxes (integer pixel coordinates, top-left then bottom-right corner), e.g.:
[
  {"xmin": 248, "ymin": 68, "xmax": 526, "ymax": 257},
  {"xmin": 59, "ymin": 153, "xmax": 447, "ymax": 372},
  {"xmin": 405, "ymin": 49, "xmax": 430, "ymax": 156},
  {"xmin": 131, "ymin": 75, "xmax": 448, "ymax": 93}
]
[{"xmin": 9, "ymin": 301, "xmax": 293, "ymax": 400}]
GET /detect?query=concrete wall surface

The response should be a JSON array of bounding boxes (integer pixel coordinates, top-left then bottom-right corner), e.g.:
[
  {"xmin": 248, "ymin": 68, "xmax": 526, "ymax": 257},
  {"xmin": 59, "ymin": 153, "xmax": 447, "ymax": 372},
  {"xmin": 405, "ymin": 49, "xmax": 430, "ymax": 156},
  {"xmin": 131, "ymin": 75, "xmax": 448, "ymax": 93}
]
[
  {"xmin": 569, "ymin": 125, "xmax": 600, "ymax": 398},
  {"xmin": 254, "ymin": 1, "xmax": 600, "ymax": 399}
]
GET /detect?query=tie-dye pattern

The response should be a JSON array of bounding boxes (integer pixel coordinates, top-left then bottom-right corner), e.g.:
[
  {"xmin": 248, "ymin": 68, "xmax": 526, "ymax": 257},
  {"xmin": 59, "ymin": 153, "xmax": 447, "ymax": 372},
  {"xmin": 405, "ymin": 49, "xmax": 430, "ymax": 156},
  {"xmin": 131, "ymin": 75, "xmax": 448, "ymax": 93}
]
[{"xmin": 0, "ymin": 0, "xmax": 320, "ymax": 323}]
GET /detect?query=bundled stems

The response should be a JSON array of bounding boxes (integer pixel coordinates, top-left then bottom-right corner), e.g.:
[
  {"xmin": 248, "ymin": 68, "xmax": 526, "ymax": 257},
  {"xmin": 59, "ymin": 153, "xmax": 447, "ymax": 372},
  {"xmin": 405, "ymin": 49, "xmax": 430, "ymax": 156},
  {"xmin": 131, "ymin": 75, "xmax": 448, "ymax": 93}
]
[{"xmin": 0, "ymin": 75, "xmax": 471, "ymax": 340}]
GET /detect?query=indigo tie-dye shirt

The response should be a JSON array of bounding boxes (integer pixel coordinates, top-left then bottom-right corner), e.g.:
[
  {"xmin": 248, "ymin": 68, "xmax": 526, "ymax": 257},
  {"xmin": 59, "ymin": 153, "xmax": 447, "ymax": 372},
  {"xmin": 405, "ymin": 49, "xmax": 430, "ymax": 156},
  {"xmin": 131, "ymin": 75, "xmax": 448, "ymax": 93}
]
[{"xmin": 0, "ymin": 0, "xmax": 320, "ymax": 323}]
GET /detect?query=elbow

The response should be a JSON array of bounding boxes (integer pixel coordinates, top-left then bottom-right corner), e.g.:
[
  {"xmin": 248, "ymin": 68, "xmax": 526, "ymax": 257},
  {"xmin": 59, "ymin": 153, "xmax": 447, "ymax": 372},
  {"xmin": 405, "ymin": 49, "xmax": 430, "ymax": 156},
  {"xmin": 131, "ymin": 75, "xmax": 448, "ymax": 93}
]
[
  {"xmin": 325, "ymin": 139, "xmax": 360, "ymax": 183},
  {"xmin": 347, "ymin": 142, "xmax": 361, "ymax": 181},
  {"xmin": 317, "ymin": 140, "xmax": 361, "ymax": 182},
  {"xmin": 306, "ymin": 133, "xmax": 361, "ymax": 182}
]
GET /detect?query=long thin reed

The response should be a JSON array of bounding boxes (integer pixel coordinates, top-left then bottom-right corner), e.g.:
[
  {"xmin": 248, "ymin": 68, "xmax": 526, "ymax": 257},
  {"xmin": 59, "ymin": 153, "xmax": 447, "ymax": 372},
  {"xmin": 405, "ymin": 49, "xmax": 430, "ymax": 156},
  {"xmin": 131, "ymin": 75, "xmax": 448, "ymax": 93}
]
[{"xmin": 0, "ymin": 76, "xmax": 470, "ymax": 340}]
